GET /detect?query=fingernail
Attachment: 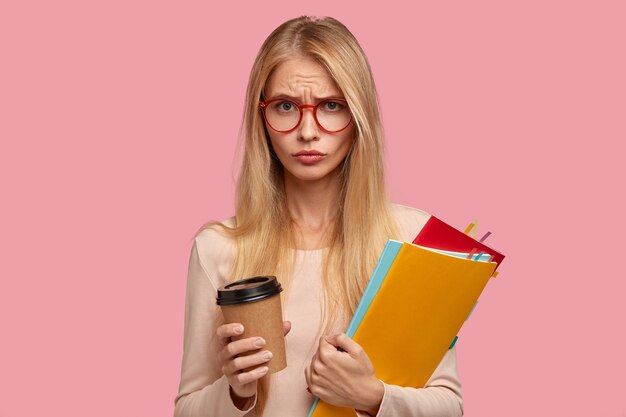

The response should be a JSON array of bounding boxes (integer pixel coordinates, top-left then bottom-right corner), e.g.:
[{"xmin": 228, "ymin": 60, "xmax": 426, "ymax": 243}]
[
  {"xmin": 234, "ymin": 325, "xmax": 244, "ymax": 334},
  {"xmin": 259, "ymin": 366, "xmax": 269, "ymax": 375},
  {"xmin": 255, "ymin": 338, "xmax": 265, "ymax": 348},
  {"xmin": 263, "ymin": 351, "xmax": 273, "ymax": 360}
]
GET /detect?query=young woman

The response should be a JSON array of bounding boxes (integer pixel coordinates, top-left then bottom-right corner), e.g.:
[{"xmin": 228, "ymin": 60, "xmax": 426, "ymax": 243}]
[{"xmin": 174, "ymin": 16, "xmax": 463, "ymax": 417}]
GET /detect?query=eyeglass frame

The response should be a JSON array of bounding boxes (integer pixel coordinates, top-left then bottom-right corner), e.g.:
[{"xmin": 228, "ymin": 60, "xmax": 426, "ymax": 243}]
[{"xmin": 258, "ymin": 97, "xmax": 352, "ymax": 134}]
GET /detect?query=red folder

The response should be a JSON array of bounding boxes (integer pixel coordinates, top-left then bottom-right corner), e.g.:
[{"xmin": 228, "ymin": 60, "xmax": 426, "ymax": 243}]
[{"xmin": 413, "ymin": 216, "xmax": 505, "ymax": 268}]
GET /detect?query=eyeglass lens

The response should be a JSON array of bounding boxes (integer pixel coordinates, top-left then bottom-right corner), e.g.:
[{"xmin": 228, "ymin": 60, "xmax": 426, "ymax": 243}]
[{"xmin": 264, "ymin": 100, "xmax": 351, "ymax": 132}]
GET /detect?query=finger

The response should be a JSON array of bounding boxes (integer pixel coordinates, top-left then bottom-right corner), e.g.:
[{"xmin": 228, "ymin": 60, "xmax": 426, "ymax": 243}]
[
  {"xmin": 311, "ymin": 356, "xmax": 327, "ymax": 376},
  {"xmin": 308, "ymin": 383, "xmax": 329, "ymax": 399},
  {"xmin": 310, "ymin": 351, "xmax": 319, "ymax": 370},
  {"xmin": 216, "ymin": 323, "xmax": 244, "ymax": 342},
  {"xmin": 224, "ymin": 350, "xmax": 273, "ymax": 376},
  {"xmin": 231, "ymin": 366, "xmax": 269, "ymax": 386},
  {"xmin": 304, "ymin": 365, "xmax": 312, "ymax": 388},
  {"xmin": 283, "ymin": 320, "xmax": 292, "ymax": 336},
  {"xmin": 310, "ymin": 352, "xmax": 330, "ymax": 386},
  {"xmin": 222, "ymin": 336, "xmax": 266, "ymax": 360},
  {"xmin": 325, "ymin": 333, "xmax": 362, "ymax": 357},
  {"xmin": 318, "ymin": 336, "xmax": 341, "ymax": 364}
]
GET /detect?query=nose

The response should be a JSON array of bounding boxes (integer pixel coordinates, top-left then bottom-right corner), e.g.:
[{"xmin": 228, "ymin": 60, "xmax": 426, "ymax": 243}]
[{"xmin": 298, "ymin": 106, "xmax": 320, "ymax": 142}]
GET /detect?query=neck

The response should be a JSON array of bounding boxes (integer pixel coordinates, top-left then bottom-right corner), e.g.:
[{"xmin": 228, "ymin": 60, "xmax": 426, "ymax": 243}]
[{"xmin": 283, "ymin": 169, "xmax": 343, "ymax": 249}]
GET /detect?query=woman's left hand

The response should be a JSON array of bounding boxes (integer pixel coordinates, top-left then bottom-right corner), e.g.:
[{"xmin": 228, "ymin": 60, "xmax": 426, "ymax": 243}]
[{"xmin": 304, "ymin": 333, "xmax": 384, "ymax": 414}]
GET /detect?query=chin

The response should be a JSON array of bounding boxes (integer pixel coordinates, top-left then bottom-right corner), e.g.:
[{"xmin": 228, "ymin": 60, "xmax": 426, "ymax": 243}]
[
  {"xmin": 293, "ymin": 172, "xmax": 331, "ymax": 182},
  {"xmin": 286, "ymin": 166, "xmax": 336, "ymax": 183}
]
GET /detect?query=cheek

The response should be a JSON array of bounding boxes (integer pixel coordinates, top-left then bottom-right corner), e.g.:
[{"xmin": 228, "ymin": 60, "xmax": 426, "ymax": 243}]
[
  {"xmin": 336, "ymin": 130, "xmax": 355, "ymax": 160},
  {"xmin": 267, "ymin": 135, "xmax": 291, "ymax": 167},
  {"xmin": 267, "ymin": 133, "xmax": 284, "ymax": 156}
]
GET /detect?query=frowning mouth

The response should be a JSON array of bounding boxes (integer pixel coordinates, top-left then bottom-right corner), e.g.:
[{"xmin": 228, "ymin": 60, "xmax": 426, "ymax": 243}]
[{"xmin": 293, "ymin": 150, "xmax": 326, "ymax": 164}]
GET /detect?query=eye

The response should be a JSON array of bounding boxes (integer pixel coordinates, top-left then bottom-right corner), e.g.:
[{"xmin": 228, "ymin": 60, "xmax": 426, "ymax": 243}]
[
  {"xmin": 321, "ymin": 100, "xmax": 344, "ymax": 111},
  {"xmin": 273, "ymin": 101, "xmax": 298, "ymax": 112}
]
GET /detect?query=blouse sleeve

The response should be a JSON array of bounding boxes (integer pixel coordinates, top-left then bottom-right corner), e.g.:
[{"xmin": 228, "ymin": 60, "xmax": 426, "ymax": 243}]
[
  {"xmin": 174, "ymin": 240, "xmax": 257, "ymax": 417},
  {"xmin": 356, "ymin": 347, "xmax": 463, "ymax": 417}
]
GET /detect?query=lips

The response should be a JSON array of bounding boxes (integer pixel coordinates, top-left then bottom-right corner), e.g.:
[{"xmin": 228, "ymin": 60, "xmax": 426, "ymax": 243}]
[
  {"xmin": 294, "ymin": 150, "xmax": 324, "ymax": 156},
  {"xmin": 293, "ymin": 150, "xmax": 326, "ymax": 164}
]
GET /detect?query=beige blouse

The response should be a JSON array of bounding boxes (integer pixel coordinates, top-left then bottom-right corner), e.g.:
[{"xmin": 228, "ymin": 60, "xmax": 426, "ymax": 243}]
[{"xmin": 174, "ymin": 204, "xmax": 463, "ymax": 417}]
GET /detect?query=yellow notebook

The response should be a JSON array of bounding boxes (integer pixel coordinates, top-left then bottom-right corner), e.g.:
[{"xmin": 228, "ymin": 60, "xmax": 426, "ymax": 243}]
[{"xmin": 309, "ymin": 242, "xmax": 497, "ymax": 417}]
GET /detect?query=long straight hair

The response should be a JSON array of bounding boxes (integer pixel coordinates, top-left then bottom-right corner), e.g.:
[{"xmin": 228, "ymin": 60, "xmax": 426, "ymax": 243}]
[{"xmin": 199, "ymin": 16, "xmax": 400, "ymax": 415}]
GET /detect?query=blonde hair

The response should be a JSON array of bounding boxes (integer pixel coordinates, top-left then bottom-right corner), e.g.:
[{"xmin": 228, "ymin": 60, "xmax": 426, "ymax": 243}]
[{"xmin": 198, "ymin": 15, "xmax": 400, "ymax": 414}]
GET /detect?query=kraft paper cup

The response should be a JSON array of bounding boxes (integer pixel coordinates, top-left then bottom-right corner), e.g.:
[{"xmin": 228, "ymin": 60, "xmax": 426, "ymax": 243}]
[{"xmin": 217, "ymin": 276, "xmax": 286, "ymax": 374}]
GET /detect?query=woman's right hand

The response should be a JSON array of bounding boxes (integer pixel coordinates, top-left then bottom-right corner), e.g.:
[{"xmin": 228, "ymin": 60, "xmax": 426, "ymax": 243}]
[{"xmin": 217, "ymin": 321, "xmax": 292, "ymax": 403}]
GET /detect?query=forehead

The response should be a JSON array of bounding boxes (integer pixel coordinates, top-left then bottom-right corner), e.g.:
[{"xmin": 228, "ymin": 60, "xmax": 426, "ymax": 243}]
[{"xmin": 264, "ymin": 55, "xmax": 342, "ymax": 97}]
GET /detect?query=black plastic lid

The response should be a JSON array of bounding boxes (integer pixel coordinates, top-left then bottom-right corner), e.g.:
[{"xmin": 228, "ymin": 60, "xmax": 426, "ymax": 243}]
[{"xmin": 216, "ymin": 276, "xmax": 283, "ymax": 306}]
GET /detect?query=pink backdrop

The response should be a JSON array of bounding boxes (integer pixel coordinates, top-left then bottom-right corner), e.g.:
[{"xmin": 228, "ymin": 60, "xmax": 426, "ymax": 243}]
[{"xmin": 1, "ymin": 1, "xmax": 624, "ymax": 416}]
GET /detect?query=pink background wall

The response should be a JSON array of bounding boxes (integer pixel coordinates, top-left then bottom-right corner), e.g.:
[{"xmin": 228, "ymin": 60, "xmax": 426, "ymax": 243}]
[{"xmin": 1, "ymin": 1, "xmax": 624, "ymax": 416}]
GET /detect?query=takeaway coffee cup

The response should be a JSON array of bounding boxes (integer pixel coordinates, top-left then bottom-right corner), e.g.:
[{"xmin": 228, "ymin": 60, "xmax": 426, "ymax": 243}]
[{"xmin": 216, "ymin": 276, "xmax": 286, "ymax": 374}]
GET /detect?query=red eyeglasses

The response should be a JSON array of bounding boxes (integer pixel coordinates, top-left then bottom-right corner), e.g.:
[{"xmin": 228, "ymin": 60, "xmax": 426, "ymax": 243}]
[{"xmin": 258, "ymin": 98, "xmax": 352, "ymax": 133}]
